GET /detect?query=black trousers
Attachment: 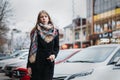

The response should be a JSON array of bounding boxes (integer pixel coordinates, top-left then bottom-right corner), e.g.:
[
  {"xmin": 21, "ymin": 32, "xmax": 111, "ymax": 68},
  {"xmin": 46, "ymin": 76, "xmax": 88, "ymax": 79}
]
[{"xmin": 30, "ymin": 61, "xmax": 54, "ymax": 80}]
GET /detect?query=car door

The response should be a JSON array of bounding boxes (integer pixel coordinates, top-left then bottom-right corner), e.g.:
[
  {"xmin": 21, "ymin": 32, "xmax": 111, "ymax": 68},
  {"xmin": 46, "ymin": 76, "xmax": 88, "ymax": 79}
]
[
  {"xmin": 66, "ymin": 49, "xmax": 120, "ymax": 80},
  {"xmin": 92, "ymin": 49, "xmax": 120, "ymax": 80}
]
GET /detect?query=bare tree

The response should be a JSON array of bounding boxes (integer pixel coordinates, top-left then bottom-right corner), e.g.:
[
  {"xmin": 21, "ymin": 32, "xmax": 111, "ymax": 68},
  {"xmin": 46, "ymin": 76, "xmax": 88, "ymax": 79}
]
[{"xmin": 0, "ymin": 0, "xmax": 12, "ymax": 52}]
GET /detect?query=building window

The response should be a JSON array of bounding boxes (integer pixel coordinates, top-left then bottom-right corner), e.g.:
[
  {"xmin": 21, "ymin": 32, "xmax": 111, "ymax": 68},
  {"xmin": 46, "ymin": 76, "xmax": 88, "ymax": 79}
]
[
  {"xmin": 103, "ymin": 23, "xmax": 108, "ymax": 32},
  {"xmin": 112, "ymin": 20, "xmax": 116, "ymax": 30},
  {"xmin": 75, "ymin": 32, "xmax": 79, "ymax": 40},
  {"xmin": 116, "ymin": 21, "xmax": 120, "ymax": 29}
]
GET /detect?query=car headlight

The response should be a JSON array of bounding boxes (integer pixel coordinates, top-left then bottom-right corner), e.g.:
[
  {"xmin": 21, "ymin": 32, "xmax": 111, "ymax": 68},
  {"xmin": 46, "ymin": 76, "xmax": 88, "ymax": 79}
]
[
  {"xmin": 64, "ymin": 69, "xmax": 94, "ymax": 80},
  {"xmin": 12, "ymin": 68, "xmax": 29, "ymax": 78}
]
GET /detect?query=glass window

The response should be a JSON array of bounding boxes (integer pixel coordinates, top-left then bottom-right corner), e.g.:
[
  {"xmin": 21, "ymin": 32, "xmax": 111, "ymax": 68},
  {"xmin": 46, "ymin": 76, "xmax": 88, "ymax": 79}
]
[
  {"xmin": 75, "ymin": 32, "xmax": 79, "ymax": 40},
  {"xmin": 112, "ymin": 20, "xmax": 116, "ymax": 30},
  {"xmin": 96, "ymin": 24, "xmax": 101, "ymax": 33},
  {"xmin": 55, "ymin": 49, "xmax": 79, "ymax": 61},
  {"xmin": 67, "ymin": 46, "xmax": 116, "ymax": 63},
  {"xmin": 21, "ymin": 53, "xmax": 28, "ymax": 59},
  {"xmin": 109, "ymin": 49, "xmax": 120, "ymax": 64},
  {"xmin": 11, "ymin": 50, "xmax": 28, "ymax": 58},
  {"xmin": 116, "ymin": 2, "xmax": 120, "ymax": 8}
]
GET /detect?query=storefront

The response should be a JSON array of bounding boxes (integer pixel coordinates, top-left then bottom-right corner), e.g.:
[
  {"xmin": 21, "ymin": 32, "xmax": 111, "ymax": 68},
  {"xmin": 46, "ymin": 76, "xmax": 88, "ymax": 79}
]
[
  {"xmin": 112, "ymin": 30, "xmax": 120, "ymax": 44},
  {"xmin": 89, "ymin": 8, "xmax": 120, "ymax": 45}
]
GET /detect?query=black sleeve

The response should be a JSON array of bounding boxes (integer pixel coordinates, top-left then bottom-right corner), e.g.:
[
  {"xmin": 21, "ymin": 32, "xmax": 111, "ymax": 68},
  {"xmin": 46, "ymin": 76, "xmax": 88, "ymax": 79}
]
[{"xmin": 52, "ymin": 29, "xmax": 59, "ymax": 58}]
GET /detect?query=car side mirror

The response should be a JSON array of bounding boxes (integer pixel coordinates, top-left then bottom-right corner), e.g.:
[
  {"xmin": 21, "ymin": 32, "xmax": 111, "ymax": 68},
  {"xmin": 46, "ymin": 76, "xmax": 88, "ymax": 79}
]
[
  {"xmin": 113, "ymin": 57, "xmax": 120, "ymax": 63},
  {"xmin": 115, "ymin": 57, "xmax": 120, "ymax": 66}
]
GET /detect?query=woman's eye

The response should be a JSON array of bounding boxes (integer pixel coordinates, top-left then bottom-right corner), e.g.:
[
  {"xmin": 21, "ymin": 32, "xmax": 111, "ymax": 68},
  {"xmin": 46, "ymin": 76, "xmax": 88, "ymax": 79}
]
[
  {"xmin": 45, "ymin": 16, "xmax": 48, "ymax": 18},
  {"xmin": 40, "ymin": 16, "xmax": 48, "ymax": 18},
  {"xmin": 40, "ymin": 16, "xmax": 43, "ymax": 18}
]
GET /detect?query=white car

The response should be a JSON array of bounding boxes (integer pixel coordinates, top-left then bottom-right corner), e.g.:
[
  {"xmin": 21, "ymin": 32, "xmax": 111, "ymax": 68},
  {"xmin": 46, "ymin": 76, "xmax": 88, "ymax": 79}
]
[
  {"xmin": 55, "ymin": 49, "xmax": 81, "ymax": 64},
  {"xmin": 53, "ymin": 44, "xmax": 120, "ymax": 80},
  {"xmin": 65, "ymin": 61, "xmax": 120, "ymax": 80},
  {"xmin": 0, "ymin": 49, "xmax": 28, "ymax": 72}
]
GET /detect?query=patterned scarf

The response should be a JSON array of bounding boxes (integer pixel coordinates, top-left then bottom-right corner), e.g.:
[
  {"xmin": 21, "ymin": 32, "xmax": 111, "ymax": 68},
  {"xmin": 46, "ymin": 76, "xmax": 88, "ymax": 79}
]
[{"xmin": 29, "ymin": 23, "xmax": 57, "ymax": 63}]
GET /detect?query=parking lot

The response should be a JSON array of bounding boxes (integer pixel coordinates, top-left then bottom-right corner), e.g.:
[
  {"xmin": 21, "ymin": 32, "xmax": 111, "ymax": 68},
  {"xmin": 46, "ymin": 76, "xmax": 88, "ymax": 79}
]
[
  {"xmin": 1, "ymin": 44, "xmax": 120, "ymax": 80},
  {"xmin": 0, "ymin": 73, "xmax": 11, "ymax": 80}
]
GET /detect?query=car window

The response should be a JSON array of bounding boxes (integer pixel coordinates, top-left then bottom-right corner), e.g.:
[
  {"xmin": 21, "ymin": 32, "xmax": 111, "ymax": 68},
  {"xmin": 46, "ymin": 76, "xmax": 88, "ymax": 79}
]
[
  {"xmin": 0, "ymin": 54, "xmax": 8, "ymax": 57},
  {"xmin": 109, "ymin": 49, "xmax": 120, "ymax": 64},
  {"xmin": 55, "ymin": 50, "xmax": 79, "ymax": 61},
  {"xmin": 20, "ymin": 53, "xmax": 28, "ymax": 59},
  {"xmin": 11, "ymin": 50, "xmax": 28, "ymax": 58},
  {"xmin": 67, "ymin": 47, "xmax": 116, "ymax": 63}
]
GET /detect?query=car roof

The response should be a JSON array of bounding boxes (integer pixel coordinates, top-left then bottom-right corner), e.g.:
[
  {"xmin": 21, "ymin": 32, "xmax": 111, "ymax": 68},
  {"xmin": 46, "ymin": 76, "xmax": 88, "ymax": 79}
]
[
  {"xmin": 89, "ymin": 44, "xmax": 120, "ymax": 48},
  {"xmin": 60, "ymin": 48, "xmax": 82, "ymax": 51}
]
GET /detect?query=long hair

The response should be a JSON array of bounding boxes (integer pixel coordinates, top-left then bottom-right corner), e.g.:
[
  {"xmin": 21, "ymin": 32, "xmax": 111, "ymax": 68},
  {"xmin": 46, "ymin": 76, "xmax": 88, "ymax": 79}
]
[{"xmin": 30, "ymin": 10, "xmax": 53, "ymax": 36}]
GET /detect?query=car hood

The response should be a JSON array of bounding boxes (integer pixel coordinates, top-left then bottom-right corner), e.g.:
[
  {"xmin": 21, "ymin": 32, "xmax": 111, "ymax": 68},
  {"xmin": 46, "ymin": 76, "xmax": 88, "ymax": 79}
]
[
  {"xmin": 7, "ymin": 61, "xmax": 27, "ymax": 68},
  {"xmin": 0, "ymin": 58, "xmax": 23, "ymax": 63},
  {"xmin": 0, "ymin": 55, "xmax": 12, "ymax": 60},
  {"xmin": 0, "ymin": 58, "xmax": 26, "ymax": 68},
  {"xmin": 54, "ymin": 62, "xmax": 103, "ymax": 78}
]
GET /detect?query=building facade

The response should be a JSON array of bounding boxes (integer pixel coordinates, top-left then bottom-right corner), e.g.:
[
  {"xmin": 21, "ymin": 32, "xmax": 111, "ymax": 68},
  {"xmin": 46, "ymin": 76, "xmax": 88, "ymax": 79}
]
[
  {"xmin": 61, "ymin": 17, "xmax": 90, "ymax": 49},
  {"xmin": 87, "ymin": 0, "xmax": 120, "ymax": 45}
]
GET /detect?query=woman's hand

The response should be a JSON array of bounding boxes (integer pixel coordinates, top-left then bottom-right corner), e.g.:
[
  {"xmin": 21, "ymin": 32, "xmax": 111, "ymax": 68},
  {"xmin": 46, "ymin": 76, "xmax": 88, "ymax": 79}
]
[
  {"xmin": 27, "ymin": 67, "xmax": 32, "ymax": 76},
  {"xmin": 47, "ymin": 54, "xmax": 55, "ymax": 62}
]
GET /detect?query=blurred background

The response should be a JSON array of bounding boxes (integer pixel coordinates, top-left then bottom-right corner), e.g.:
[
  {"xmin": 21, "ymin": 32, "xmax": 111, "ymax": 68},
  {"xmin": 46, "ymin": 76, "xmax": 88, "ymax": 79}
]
[
  {"xmin": 0, "ymin": 0, "xmax": 120, "ymax": 54},
  {"xmin": 0, "ymin": 0, "xmax": 120, "ymax": 80}
]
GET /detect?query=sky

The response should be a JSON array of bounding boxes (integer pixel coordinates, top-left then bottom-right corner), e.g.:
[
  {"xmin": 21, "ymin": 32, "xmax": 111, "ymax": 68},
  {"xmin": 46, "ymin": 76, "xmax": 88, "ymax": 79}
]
[{"xmin": 9, "ymin": 0, "xmax": 86, "ymax": 32}]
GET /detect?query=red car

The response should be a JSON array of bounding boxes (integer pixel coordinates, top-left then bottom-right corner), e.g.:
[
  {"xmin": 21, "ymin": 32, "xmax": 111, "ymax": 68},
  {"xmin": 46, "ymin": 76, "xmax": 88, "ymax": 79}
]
[
  {"xmin": 12, "ymin": 68, "xmax": 30, "ymax": 80},
  {"xmin": 12, "ymin": 49, "xmax": 82, "ymax": 80}
]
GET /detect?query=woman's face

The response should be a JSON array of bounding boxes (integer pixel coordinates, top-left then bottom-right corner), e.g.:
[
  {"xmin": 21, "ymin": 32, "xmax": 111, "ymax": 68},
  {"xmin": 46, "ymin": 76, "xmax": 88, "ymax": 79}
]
[{"xmin": 39, "ymin": 13, "xmax": 49, "ymax": 25}]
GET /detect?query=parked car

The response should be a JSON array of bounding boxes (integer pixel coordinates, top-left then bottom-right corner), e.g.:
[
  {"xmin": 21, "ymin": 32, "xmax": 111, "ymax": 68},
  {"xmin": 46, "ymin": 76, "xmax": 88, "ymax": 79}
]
[
  {"xmin": 0, "ymin": 53, "xmax": 8, "ymax": 57},
  {"xmin": 64, "ymin": 58, "xmax": 120, "ymax": 80},
  {"xmin": 9, "ymin": 49, "xmax": 81, "ymax": 80},
  {"xmin": 0, "ymin": 52, "xmax": 11, "ymax": 60},
  {"xmin": 12, "ymin": 68, "xmax": 30, "ymax": 80},
  {"xmin": 0, "ymin": 49, "xmax": 28, "ymax": 72},
  {"xmin": 4, "ymin": 61, "xmax": 27, "ymax": 77},
  {"xmin": 0, "ymin": 49, "xmax": 28, "ymax": 60},
  {"xmin": 55, "ymin": 49, "xmax": 81, "ymax": 64},
  {"xmin": 0, "ymin": 53, "xmax": 10, "ymax": 60},
  {"xmin": 53, "ymin": 44, "xmax": 120, "ymax": 80}
]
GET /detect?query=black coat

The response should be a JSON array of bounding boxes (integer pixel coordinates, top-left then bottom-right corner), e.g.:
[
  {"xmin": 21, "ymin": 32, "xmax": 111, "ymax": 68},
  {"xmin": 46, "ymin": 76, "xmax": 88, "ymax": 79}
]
[{"xmin": 27, "ymin": 30, "xmax": 59, "ymax": 80}]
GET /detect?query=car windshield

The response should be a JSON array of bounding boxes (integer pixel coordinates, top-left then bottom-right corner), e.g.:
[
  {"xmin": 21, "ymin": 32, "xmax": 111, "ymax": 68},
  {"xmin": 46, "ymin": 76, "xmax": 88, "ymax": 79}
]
[
  {"xmin": 55, "ymin": 49, "xmax": 79, "ymax": 62},
  {"xmin": 67, "ymin": 47, "xmax": 116, "ymax": 63},
  {"xmin": 5, "ymin": 50, "xmax": 28, "ymax": 58}
]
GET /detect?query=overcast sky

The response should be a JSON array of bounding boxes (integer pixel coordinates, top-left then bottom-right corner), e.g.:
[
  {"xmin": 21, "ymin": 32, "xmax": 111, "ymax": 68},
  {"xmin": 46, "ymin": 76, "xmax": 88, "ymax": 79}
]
[{"xmin": 9, "ymin": 0, "xmax": 86, "ymax": 32}]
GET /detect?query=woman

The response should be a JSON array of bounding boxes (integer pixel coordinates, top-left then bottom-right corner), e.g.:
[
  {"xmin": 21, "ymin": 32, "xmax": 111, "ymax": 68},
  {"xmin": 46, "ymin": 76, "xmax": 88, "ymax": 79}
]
[{"xmin": 27, "ymin": 10, "xmax": 59, "ymax": 80}]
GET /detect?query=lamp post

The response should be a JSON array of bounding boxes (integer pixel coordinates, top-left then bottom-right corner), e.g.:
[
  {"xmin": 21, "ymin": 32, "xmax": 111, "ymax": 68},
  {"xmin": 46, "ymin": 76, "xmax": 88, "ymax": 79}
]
[
  {"xmin": 10, "ymin": 28, "xmax": 21, "ymax": 53},
  {"xmin": 91, "ymin": 0, "xmax": 94, "ymax": 45},
  {"xmin": 72, "ymin": 0, "xmax": 75, "ymax": 48},
  {"xmin": 72, "ymin": 22, "xmax": 75, "ymax": 48},
  {"xmin": 80, "ymin": 17, "xmax": 83, "ymax": 48}
]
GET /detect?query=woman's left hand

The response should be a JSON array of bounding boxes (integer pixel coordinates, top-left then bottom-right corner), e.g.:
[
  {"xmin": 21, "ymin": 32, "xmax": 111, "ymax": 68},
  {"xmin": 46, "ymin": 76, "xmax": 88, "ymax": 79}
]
[{"xmin": 47, "ymin": 54, "xmax": 55, "ymax": 62}]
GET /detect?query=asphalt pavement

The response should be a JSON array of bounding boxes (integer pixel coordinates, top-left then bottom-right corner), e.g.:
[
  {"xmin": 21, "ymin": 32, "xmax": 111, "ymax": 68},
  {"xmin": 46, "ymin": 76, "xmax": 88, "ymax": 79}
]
[{"xmin": 0, "ymin": 73, "xmax": 11, "ymax": 80}]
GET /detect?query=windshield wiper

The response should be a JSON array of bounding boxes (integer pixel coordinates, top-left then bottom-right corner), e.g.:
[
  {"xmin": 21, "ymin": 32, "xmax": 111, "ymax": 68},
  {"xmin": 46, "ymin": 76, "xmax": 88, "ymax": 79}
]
[{"xmin": 67, "ymin": 60, "xmax": 95, "ymax": 63}]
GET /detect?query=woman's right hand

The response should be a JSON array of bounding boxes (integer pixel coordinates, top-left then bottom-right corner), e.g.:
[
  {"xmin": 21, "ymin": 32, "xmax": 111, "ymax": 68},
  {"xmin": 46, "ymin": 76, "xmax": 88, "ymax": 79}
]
[{"xmin": 27, "ymin": 67, "xmax": 32, "ymax": 76}]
